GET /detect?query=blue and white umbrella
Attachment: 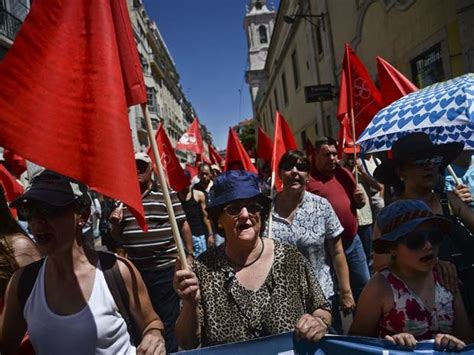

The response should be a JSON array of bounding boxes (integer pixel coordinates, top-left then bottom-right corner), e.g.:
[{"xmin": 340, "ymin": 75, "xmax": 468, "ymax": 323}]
[{"xmin": 357, "ymin": 73, "xmax": 474, "ymax": 153}]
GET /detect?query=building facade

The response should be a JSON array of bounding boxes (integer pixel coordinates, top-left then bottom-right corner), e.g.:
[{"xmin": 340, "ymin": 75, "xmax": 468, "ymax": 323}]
[
  {"xmin": 249, "ymin": 0, "xmax": 474, "ymax": 148},
  {"xmin": 0, "ymin": 0, "xmax": 30, "ymax": 60}
]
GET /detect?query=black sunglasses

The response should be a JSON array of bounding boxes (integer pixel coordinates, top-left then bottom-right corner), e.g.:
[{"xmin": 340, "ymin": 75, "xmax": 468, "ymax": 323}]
[
  {"xmin": 411, "ymin": 156, "xmax": 443, "ymax": 168},
  {"xmin": 223, "ymin": 202, "xmax": 263, "ymax": 216},
  {"xmin": 17, "ymin": 202, "xmax": 67, "ymax": 221},
  {"xmin": 398, "ymin": 230, "xmax": 444, "ymax": 250},
  {"xmin": 280, "ymin": 161, "xmax": 309, "ymax": 172}
]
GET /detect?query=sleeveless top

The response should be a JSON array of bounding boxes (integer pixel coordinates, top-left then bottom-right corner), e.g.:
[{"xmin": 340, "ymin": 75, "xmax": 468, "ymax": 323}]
[
  {"xmin": 24, "ymin": 258, "xmax": 136, "ymax": 355},
  {"xmin": 180, "ymin": 188, "xmax": 206, "ymax": 236},
  {"xmin": 378, "ymin": 269, "xmax": 454, "ymax": 340}
]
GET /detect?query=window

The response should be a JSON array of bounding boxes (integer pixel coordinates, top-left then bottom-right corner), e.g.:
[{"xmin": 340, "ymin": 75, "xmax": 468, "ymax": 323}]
[
  {"xmin": 301, "ymin": 130, "xmax": 307, "ymax": 148},
  {"xmin": 291, "ymin": 50, "xmax": 300, "ymax": 89},
  {"xmin": 316, "ymin": 26, "xmax": 323, "ymax": 56},
  {"xmin": 273, "ymin": 89, "xmax": 279, "ymax": 111},
  {"xmin": 410, "ymin": 43, "xmax": 444, "ymax": 88},
  {"xmin": 255, "ymin": 1, "xmax": 262, "ymax": 10},
  {"xmin": 281, "ymin": 73, "xmax": 288, "ymax": 105},
  {"xmin": 259, "ymin": 25, "xmax": 268, "ymax": 44},
  {"xmin": 146, "ymin": 87, "xmax": 157, "ymax": 113}
]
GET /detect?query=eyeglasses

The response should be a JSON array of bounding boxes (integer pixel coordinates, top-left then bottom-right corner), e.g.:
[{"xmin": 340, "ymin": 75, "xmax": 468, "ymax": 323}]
[
  {"xmin": 280, "ymin": 161, "xmax": 309, "ymax": 172},
  {"xmin": 398, "ymin": 229, "xmax": 444, "ymax": 250},
  {"xmin": 411, "ymin": 156, "xmax": 443, "ymax": 168},
  {"xmin": 223, "ymin": 202, "xmax": 263, "ymax": 216},
  {"xmin": 17, "ymin": 202, "xmax": 67, "ymax": 221}
]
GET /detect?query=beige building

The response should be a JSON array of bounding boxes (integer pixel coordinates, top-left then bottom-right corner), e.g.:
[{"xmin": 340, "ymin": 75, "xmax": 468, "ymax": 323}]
[
  {"xmin": 0, "ymin": 0, "xmax": 30, "ymax": 59},
  {"xmin": 250, "ymin": 0, "xmax": 474, "ymax": 149}
]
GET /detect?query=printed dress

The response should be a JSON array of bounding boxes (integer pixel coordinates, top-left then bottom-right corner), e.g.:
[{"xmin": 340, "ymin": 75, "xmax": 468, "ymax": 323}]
[{"xmin": 379, "ymin": 269, "xmax": 454, "ymax": 340}]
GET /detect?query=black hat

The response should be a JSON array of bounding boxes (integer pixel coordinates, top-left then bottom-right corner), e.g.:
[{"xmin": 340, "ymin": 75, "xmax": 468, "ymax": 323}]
[
  {"xmin": 10, "ymin": 170, "xmax": 89, "ymax": 207},
  {"xmin": 373, "ymin": 132, "xmax": 463, "ymax": 186}
]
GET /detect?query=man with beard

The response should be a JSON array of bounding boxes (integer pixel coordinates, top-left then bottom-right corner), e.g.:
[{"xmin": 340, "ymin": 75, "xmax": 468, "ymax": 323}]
[{"xmin": 110, "ymin": 152, "xmax": 193, "ymax": 353}]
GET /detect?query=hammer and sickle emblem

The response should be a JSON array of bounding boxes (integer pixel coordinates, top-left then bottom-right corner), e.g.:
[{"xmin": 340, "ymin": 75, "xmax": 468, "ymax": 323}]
[{"xmin": 352, "ymin": 78, "xmax": 371, "ymax": 99}]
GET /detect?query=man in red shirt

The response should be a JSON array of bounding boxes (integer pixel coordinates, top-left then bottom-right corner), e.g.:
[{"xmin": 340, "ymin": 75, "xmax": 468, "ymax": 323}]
[{"xmin": 307, "ymin": 137, "xmax": 370, "ymax": 303}]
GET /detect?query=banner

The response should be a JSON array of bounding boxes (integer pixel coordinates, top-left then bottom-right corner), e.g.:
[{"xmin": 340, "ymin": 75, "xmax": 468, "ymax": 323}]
[{"xmin": 173, "ymin": 331, "xmax": 474, "ymax": 355}]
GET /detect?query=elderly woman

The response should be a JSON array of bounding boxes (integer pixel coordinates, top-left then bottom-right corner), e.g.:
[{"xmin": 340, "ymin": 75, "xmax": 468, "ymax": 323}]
[
  {"xmin": 173, "ymin": 170, "xmax": 331, "ymax": 349},
  {"xmin": 267, "ymin": 150, "xmax": 354, "ymax": 334},
  {"xmin": 372, "ymin": 133, "xmax": 474, "ymax": 322},
  {"xmin": 1, "ymin": 170, "xmax": 165, "ymax": 355}
]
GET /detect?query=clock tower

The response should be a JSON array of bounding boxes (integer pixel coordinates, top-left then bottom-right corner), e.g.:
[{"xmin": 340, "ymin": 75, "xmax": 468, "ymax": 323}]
[{"xmin": 244, "ymin": 0, "xmax": 276, "ymax": 112}]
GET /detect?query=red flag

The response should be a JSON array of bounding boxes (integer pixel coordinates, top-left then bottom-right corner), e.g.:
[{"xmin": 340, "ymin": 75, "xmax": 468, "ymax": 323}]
[
  {"xmin": 195, "ymin": 153, "xmax": 211, "ymax": 165},
  {"xmin": 257, "ymin": 127, "xmax": 273, "ymax": 163},
  {"xmin": 271, "ymin": 112, "xmax": 297, "ymax": 191},
  {"xmin": 147, "ymin": 125, "xmax": 190, "ymax": 192},
  {"xmin": 185, "ymin": 164, "xmax": 199, "ymax": 179},
  {"xmin": 0, "ymin": 0, "xmax": 147, "ymax": 229},
  {"xmin": 2, "ymin": 148, "xmax": 27, "ymax": 177},
  {"xmin": 337, "ymin": 44, "xmax": 382, "ymax": 139},
  {"xmin": 225, "ymin": 128, "xmax": 257, "ymax": 173},
  {"xmin": 0, "ymin": 164, "xmax": 24, "ymax": 202},
  {"xmin": 209, "ymin": 145, "xmax": 223, "ymax": 165},
  {"xmin": 377, "ymin": 56, "xmax": 418, "ymax": 107},
  {"xmin": 176, "ymin": 117, "xmax": 205, "ymax": 154}
]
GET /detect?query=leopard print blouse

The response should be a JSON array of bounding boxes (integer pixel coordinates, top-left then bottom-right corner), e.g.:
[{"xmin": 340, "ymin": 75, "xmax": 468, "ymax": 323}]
[{"xmin": 193, "ymin": 240, "xmax": 330, "ymax": 347}]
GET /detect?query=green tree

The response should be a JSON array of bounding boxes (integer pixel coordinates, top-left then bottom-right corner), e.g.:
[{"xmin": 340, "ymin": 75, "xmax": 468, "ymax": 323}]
[{"xmin": 238, "ymin": 121, "xmax": 256, "ymax": 154}]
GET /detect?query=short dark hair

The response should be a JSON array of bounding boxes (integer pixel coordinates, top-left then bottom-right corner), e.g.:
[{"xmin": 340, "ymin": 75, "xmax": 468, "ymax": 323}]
[
  {"xmin": 198, "ymin": 162, "xmax": 211, "ymax": 172},
  {"xmin": 314, "ymin": 136, "xmax": 337, "ymax": 151},
  {"xmin": 278, "ymin": 150, "xmax": 310, "ymax": 172}
]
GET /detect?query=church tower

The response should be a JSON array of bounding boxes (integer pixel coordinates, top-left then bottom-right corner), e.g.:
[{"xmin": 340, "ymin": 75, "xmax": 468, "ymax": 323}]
[{"xmin": 244, "ymin": 0, "xmax": 276, "ymax": 112}]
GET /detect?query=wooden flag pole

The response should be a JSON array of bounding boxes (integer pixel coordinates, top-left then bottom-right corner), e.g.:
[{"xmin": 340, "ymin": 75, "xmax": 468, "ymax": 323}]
[
  {"xmin": 141, "ymin": 104, "xmax": 188, "ymax": 269},
  {"xmin": 266, "ymin": 169, "xmax": 276, "ymax": 239},
  {"xmin": 349, "ymin": 108, "xmax": 359, "ymax": 185},
  {"xmin": 447, "ymin": 164, "xmax": 461, "ymax": 186}
]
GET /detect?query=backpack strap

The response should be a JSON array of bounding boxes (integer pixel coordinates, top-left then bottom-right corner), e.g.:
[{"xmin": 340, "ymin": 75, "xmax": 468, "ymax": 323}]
[
  {"xmin": 98, "ymin": 251, "xmax": 140, "ymax": 345},
  {"xmin": 18, "ymin": 258, "xmax": 45, "ymax": 311},
  {"xmin": 439, "ymin": 191, "xmax": 452, "ymax": 217}
]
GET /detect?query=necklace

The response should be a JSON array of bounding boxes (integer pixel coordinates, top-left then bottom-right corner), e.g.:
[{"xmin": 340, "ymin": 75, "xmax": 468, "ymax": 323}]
[{"xmin": 225, "ymin": 238, "xmax": 265, "ymax": 268}]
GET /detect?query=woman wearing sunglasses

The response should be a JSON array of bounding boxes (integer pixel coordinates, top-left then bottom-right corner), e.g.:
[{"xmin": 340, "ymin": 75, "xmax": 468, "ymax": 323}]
[
  {"xmin": 267, "ymin": 150, "xmax": 354, "ymax": 334},
  {"xmin": 173, "ymin": 170, "xmax": 331, "ymax": 349},
  {"xmin": 350, "ymin": 200, "xmax": 473, "ymax": 350},
  {"xmin": 1, "ymin": 170, "xmax": 166, "ymax": 355}
]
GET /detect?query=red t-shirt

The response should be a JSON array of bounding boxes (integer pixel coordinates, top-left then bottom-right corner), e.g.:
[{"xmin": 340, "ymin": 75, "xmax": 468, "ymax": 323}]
[{"xmin": 307, "ymin": 166, "xmax": 358, "ymax": 242}]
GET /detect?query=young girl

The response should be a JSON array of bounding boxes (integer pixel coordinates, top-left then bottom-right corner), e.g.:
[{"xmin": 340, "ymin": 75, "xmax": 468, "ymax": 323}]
[{"xmin": 350, "ymin": 200, "xmax": 473, "ymax": 351}]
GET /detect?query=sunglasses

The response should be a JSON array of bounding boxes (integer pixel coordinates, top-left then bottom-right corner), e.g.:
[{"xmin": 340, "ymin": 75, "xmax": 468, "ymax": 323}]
[
  {"xmin": 223, "ymin": 202, "xmax": 263, "ymax": 216},
  {"xmin": 17, "ymin": 202, "xmax": 67, "ymax": 221},
  {"xmin": 280, "ymin": 161, "xmax": 309, "ymax": 172},
  {"xmin": 398, "ymin": 229, "xmax": 444, "ymax": 250},
  {"xmin": 411, "ymin": 156, "xmax": 443, "ymax": 168}
]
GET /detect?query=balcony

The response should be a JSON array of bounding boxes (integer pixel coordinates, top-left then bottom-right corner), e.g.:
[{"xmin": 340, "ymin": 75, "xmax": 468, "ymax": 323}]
[{"xmin": 0, "ymin": 8, "xmax": 23, "ymax": 42}]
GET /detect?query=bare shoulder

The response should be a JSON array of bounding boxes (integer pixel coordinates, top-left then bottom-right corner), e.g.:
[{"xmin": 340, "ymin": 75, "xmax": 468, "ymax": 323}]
[
  {"xmin": 115, "ymin": 255, "xmax": 138, "ymax": 282},
  {"xmin": 193, "ymin": 189, "xmax": 205, "ymax": 201}
]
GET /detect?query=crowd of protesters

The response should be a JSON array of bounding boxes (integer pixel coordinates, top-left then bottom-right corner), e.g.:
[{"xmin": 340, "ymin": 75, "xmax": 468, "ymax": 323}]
[{"xmin": 0, "ymin": 131, "xmax": 473, "ymax": 354}]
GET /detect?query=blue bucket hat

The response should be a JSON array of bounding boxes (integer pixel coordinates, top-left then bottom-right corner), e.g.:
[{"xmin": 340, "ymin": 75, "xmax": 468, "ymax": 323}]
[
  {"xmin": 207, "ymin": 170, "xmax": 271, "ymax": 213},
  {"xmin": 373, "ymin": 200, "xmax": 450, "ymax": 253}
]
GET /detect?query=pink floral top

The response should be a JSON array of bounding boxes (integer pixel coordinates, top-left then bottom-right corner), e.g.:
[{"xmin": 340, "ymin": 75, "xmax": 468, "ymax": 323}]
[{"xmin": 378, "ymin": 269, "xmax": 454, "ymax": 340}]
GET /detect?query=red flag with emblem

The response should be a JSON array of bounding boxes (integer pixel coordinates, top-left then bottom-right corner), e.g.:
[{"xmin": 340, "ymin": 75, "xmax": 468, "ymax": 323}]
[
  {"xmin": 147, "ymin": 125, "xmax": 190, "ymax": 192},
  {"xmin": 0, "ymin": 0, "xmax": 147, "ymax": 229},
  {"xmin": 257, "ymin": 127, "xmax": 273, "ymax": 163},
  {"xmin": 337, "ymin": 44, "xmax": 382, "ymax": 139},
  {"xmin": 377, "ymin": 56, "xmax": 418, "ymax": 107},
  {"xmin": 271, "ymin": 111, "xmax": 297, "ymax": 191},
  {"xmin": 225, "ymin": 128, "xmax": 257, "ymax": 173},
  {"xmin": 176, "ymin": 118, "xmax": 205, "ymax": 154}
]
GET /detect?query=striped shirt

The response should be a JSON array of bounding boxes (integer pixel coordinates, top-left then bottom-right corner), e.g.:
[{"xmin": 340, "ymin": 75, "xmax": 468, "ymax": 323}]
[{"xmin": 120, "ymin": 186, "xmax": 186, "ymax": 271}]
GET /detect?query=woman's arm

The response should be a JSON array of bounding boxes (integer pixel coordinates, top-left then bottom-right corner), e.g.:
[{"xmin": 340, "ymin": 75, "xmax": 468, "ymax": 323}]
[
  {"xmin": 196, "ymin": 191, "xmax": 214, "ymax": 247},
  {"xmin": 349, "ymin": 274, "xmax": 387, "ymax": 337},
  {"xmin": 447, "ymin": 191, "xmax": 474, "ymax": 233},
  {"xmin": 173, "ymin": 259, "xmax": 201, "ymax": 350},
  {"xmin": 326, "ymin": 237, "xmax": 355, "ymax": 314},
  {"xmin": 0, "ymin": 269, "xmax": 28, "ymax": 355},
  {"xmin": 117, "ymin": 257, "xmax": 165, "ymax": 354},
  {"xmin": 372, "ymin": 223, "xmax": 391, "ymax": 272},
  {"xmin": 9, "ymin": 234, "xmax": 41, "ymax": 267},
  {"xmin": 452, "ymin": 288, "xmax": 474, "ymax": 343}
]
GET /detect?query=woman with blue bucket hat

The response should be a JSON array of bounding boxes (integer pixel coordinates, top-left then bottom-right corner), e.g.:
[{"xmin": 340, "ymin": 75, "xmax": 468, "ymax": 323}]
[
  {"xmin": 350, "ymin": 200, "xmax": 473, "ymax": 351},
  {"xmin": 173, "ymin": 170, "xmax": 332, "ymax": 349}
]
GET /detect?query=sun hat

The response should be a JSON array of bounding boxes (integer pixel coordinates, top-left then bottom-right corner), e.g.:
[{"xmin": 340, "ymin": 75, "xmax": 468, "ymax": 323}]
[
  {"xmin": 207, "ymin": 170, "xmax": 271, "ymax": 214},
  {"xmin": 10, "ymin": 170, "xmax": 89, "ymax": 208},
  {"xmin": 135, "ymin": 152, "xmax": 152, "ymax": 165},
  {"xmin": 373, "ymin": 132, "xmax": 463, "ymax": 186},
  {"xmin": 373, "ymin": 199, "xmax": 450, "ymax": 253}
]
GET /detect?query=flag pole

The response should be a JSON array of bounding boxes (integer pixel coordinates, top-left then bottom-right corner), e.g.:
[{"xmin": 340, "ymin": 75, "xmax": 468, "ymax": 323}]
[
  {"xmin": 447, "ymin": 165, "xmax": 461, "ymax": 186},
  {"xmin": 267, "ymin": 170, "xmax": 276, "ymax": 239},
  {"xmin": 141, "ymin": 104, "xmax": 188, "ymax": 269},
  {"xmin": 349, "ymin": 108, "xmax": 359, "ymax": 185}
]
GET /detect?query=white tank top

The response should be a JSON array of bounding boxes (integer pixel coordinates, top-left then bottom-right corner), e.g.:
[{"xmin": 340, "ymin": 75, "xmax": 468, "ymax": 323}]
[{"xmin": 24, "ymin": 258, "xmax": 136, "ymax": 355}]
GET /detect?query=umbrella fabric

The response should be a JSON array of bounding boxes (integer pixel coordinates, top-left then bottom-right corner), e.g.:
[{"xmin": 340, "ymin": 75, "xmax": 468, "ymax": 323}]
[{"xmin": 357, "ymin": 73, "xmax": 474, "ymax": 153}]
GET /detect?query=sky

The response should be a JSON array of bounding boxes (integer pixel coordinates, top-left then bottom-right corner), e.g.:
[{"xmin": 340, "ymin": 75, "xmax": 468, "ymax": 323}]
[{"xmin": 142, "ymin": 0, "xmax": 279, "ymax": 150}]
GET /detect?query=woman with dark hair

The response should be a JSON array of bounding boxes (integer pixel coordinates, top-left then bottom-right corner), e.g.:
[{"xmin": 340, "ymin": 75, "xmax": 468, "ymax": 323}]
[
  {"xmin": 350, "ymin": 200, "xmax": 473, "ymax": 351},
  {"xmin": 372, "ymin": 133, "xmax": 474, "ymax": 315},
  {"xmin": 173, "ymin": 170, "xmax": 331, "ymax": 349},
  {"xmin": 267, "ymin": 150, "xmax": 354, "ymax": 334},
  {"xmin": 1, "ymin": 170, "xmax": 166, "ymax": 355}
]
